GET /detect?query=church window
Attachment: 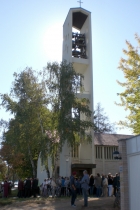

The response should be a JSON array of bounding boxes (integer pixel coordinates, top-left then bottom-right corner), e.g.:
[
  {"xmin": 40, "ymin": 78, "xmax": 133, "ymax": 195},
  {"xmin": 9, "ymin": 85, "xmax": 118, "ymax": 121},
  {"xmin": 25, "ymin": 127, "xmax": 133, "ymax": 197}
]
[
  {"xmin": 96, "ymin": 146, "xmax": 118, "ymax": 160},
  {"xmin": 96, "ymin": 146, "xmax": 102, "ymax": 159},
  {"xmin": 109, "ymin": 147, "xmax": 112, "ymax": 159},
  {"xmin": 104, "ymin": 146, "xmax": 118, "ymax": 160},
  {"xmin": 72, "ymin": 144, "xmax": 79, "ymax": 158}
]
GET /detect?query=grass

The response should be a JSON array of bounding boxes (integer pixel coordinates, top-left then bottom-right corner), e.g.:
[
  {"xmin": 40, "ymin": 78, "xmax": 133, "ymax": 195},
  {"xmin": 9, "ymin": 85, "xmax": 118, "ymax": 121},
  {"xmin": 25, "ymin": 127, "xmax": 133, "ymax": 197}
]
[
  {"xmin": 0, "ymin": 189, "xmax": 18, "ymax": 206},
  {"xmin": 0, "ymin": 198, "xmax": 13, "ymax": 206}
]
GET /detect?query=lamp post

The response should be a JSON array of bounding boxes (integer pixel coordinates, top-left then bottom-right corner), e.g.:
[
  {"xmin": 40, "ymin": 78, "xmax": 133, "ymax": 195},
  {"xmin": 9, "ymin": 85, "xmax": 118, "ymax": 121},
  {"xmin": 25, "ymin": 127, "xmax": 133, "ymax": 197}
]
[{"xmin": 113, "ymin": 151, "xmax": 122, "ymax": 160}]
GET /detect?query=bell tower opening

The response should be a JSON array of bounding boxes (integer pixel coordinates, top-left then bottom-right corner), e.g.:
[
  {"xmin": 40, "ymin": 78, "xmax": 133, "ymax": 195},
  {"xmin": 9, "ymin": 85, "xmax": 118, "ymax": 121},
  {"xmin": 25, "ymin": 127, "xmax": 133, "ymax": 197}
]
[{"xmin": 72, "ymin": 11, "xmax": 87, "ymax": 59}]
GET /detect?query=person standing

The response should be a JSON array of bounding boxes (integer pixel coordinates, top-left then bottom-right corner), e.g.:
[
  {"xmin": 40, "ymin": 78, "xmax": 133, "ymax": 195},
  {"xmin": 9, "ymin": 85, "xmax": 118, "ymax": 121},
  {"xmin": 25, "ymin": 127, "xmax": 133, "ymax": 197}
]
[
  {"xmin": 117, "ymin": 173, "xmax": 120, "ymax": 189},
  {"xmin": 108, "ymin": 174, "xmax": 113, "ymax": 196},
  {"xmin": 18, "ymin": 179, "xmax": 24, "ymax": 198},
  {"xmin": 3, "ymin": 181, "xmax": 9, "ymax": 198},
  {"xmin": 61, "ymin": 177, "xmax": 65, "ymax": 196},
  {"xmin": 42, "ymin": 179, "xmax": 47, "ymax": 197},
  {"xmin": 102, "ymin": 175, "xmax": 108, "ymax": 197},
  {"xmin": 113, "ymin": 173, "xmax": 118, "ymax": 197},
  {"xmin": 75, "ymin": 178, "xmax": 81, "ymax": 195},
  {"xmin": 80, "ymin": 170, "xmax": 90, "ymax": 207},
  {"xmin": 50, "ymin": 178, "xmax": 56, "ymax": 197},
  {"xmin": 32, "ymin": 177, "xmax": 38, "ymax": 198},
  {"xmin": 89, "ymin": 174, "xmax": 94, "ymax": 196},
  {"xmin": 94, "ymin": 173, "xmax": 102, "ymax": 197},
  {"xmin": 25, "ymin": 177, "xmax": 31, "ymax": 198},
  {"xmin": 70, "ymin": 171, "xmax": 77, "ymax": 207}
]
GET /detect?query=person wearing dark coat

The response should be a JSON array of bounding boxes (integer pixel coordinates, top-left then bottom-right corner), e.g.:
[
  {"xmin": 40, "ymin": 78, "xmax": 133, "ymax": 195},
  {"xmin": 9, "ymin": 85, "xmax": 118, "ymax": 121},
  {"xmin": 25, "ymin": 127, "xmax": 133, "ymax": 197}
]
[
  {"xmin": 89, "ymin": 174, "xmax": 94, "ymax": 196},
  {"xmin": 70, "ymin": 171, "xmax": 77, "ymax": 207},
  {"xmin": 25, "ymin": 177, "xmax": 31, "ymax": 198},
  {"xmin": 113, "ymin": 174, "xmax": 118, "ymax": 197},
  {"xmin": 18, "ymin": 179, "xmax": 24, "ymax": 198},
  {"xmin": 3, "ymin": 181, "xmax": 9, "ymax": 198},
  {"xmin": 32, "ymin": 178, "xmax": 38, "ymax": 198},
  {"xmin": 108, "ymin": 174, "xmax": 113, "ymax": 196}
]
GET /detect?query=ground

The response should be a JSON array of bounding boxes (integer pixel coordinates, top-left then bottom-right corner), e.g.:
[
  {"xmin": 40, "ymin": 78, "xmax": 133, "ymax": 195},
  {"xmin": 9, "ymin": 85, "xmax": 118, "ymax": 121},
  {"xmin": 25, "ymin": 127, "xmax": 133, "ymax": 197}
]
[{"xmin": 0, "ymin": 196, "xmax": 119, "ymax": 210}]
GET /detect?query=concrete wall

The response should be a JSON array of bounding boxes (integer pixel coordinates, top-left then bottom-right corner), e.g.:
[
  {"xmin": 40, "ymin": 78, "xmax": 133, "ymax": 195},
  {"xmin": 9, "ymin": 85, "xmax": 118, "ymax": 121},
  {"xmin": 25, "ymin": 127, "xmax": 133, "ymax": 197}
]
[
  {"xmin": 95, "ymin": 146, "xmax": 120, "ymax": 175},
  {"xmin": 37, "ymin": 156, "xmax": 48, "ymax": 185},
  {"xmin": 59, "ymin": 142, "xmax": 71, "ymax": 177},
  {"xmin": 126, "ymin": 135, "xmax": 140, "ymax": 210},
  {"xmin": 128, "ymin": 154, "xmax": 140, "ymax": 210},
  {"xmin": 118, "ymin": 139, "xmax": 129, "ymax": 210},
  {"xmin": 118, "ymin": 135, "xmax": 140, "ymax": 210},
  {"xmin": 95, "ymin": 159, "xmax": 119, "ymax": 175},
  {"xmin": 37, "ymin": 155, "xmax": 59, "ymax": 184},
  {"xmin": 79, "ymin": 142, "xmax": 92, "ymax": 163},
  {"xmin": 62, "ymin": 9, "xmax": 72, "ymax": 62}
]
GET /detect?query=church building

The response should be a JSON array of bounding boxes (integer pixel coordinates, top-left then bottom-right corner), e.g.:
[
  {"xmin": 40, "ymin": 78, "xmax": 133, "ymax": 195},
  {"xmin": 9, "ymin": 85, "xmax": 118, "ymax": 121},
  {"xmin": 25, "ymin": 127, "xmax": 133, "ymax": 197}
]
[
  {"xmin": 60, "ymin": 6, "xmax": 95, "ymax": 177},
  {"xmin": 37, "ymin": 6, "xmax": 132, "ymax": 183}
]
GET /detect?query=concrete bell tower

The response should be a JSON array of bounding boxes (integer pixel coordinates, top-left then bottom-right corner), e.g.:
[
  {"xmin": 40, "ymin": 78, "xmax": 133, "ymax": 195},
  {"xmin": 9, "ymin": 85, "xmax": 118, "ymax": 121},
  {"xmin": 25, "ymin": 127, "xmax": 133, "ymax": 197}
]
[
  {"xmin": 59, "ymin": 7, "xmax": 95, "ymax": 176},
  {"xmin": 62, "ymin": 7, "xmax": 93, "ymax": 114}
]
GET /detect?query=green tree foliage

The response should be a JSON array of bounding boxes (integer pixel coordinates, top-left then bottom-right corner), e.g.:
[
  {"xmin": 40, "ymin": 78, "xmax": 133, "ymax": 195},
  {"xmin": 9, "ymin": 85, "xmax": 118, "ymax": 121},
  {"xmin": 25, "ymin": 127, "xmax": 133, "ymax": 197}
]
[
  {"xmin": 0, "ymin": 159, "xmax": 7, "ymax": 180},
  {"xmin": 45, "ymin": 61, "xmax": 94, "ymax": 147},
  {"xmin": 0, "ymin": 68, "xmax": 54, "ymax": 177},
  {"xmin": 116, "ymin": 34, "xmax": 140, "ymax": 134},
  {"xmin": 94, "ymin": 103, "xmax": 116, "ymax": 133},
  {"xmin": 0, "ymin": 61, "xmax": 94, "ymax": 177}
]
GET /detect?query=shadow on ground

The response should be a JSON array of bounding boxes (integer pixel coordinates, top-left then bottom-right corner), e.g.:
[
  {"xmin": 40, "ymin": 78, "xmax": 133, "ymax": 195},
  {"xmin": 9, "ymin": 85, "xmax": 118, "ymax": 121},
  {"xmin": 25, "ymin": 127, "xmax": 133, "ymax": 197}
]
[{"xmin": 1, "ymin": 196, "xmax": 119, "ymax": 210}]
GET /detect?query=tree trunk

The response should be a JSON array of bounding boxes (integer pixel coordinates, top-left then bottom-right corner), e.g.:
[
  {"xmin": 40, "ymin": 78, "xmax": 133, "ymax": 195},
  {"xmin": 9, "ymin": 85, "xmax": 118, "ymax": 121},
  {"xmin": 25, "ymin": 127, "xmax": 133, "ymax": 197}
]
[
  {"xmin": 37, "ymin": 113, "xmax": 44, "ymax": 134},
  {"xmin": 27, "ymin": 143, "xmax": 36, "ymax": 177}
]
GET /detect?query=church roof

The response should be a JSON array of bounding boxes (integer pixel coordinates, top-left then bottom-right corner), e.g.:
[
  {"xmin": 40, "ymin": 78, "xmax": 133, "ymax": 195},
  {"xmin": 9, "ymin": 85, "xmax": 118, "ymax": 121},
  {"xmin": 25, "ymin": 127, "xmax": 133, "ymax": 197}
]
[
  {"xmin": 70, "ymin": 7, "xmax": 91, "ymax": 14},
  {"xmin": 94, "ymin": 133, "xmax": 133, "ymax": 146}
]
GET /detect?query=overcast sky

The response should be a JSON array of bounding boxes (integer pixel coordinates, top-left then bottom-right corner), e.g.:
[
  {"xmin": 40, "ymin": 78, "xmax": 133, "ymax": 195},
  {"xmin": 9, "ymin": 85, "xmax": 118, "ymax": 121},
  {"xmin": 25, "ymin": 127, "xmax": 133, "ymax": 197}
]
[{"xmin": 1, "ymin": 0, "xmax": 140, "ymax": 134}]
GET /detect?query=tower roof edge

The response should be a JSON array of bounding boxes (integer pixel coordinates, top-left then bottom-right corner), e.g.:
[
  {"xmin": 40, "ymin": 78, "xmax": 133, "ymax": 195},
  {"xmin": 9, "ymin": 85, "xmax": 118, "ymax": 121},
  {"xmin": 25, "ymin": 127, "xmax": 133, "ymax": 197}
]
[
  {"xmin": 69, "ymin": 7, "xmax": 91, "ymax": 13},
  {"xmin": 63, "ymin": 7, "xmax": 91, "ymax": 27}
]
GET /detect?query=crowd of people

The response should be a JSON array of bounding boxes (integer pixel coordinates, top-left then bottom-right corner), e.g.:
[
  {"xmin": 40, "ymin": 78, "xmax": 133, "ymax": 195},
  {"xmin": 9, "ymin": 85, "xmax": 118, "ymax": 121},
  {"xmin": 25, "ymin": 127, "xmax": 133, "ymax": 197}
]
[
  {"xmin": 40, "ymin": 172, "xmax": 120, "ymax": 199},
  {"xmin": 92, "ymin": 172, "xmax": 120, "ymax": 197},
  {"xmin": 18, "ymin": 177, "xmax": 39, "ymax": 198},
  {"xmin": 0, "ymin": 178, "xmax": 39, "ymax": 198},
  {"xmin": 0, "ymin": 172, "xmax": 120, "ymax": 201},
  {"xmin": 69, "ymin": 171, "xmax": 120, "ymax": 207}
]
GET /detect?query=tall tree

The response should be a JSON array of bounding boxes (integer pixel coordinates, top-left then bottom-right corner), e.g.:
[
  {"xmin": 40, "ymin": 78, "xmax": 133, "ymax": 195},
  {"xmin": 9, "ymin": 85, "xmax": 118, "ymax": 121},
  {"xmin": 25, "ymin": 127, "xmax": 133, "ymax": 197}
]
[
  {"xmin": 45, "ymin": 61, "xmax": 94, "ymax": 147},
  {"xmin": 116, "ymin": 34, "xmax": 140, "ymax": 134},
  {"xmin": 94, "ymin": 103, "xmax": 115, "ymax": 133},
  {"xmin": 0, "ymin": 68, "xmax": 53, "ymax": 176},
  {"xmin": 0, "ymin": 62, "xmax": 94, "ymax": 178}
]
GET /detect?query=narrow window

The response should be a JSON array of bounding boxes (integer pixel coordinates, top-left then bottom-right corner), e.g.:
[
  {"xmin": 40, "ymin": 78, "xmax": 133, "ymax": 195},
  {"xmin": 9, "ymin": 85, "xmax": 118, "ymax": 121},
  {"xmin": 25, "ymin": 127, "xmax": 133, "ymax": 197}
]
[
  {"xmin": 104, "ymin": 147, "xmax": 106, "ymax": 159},
  {"xmin": 72, "ymin": 144, "xmax": 79, "ymax": 158},
  {"xmin": 96, "ymin": 146, "xmax": 97, "ymax": 158},
  {"xmin": 106, "ymin": 147, "xmax": 108, "ymax": 159},
  {"xmin": 98, "ymin": 147, "xmax": 100, "ymax": 159},
  {"xmin": 101, "ymin": 147, "xmax": 102, "ymax": 159}
]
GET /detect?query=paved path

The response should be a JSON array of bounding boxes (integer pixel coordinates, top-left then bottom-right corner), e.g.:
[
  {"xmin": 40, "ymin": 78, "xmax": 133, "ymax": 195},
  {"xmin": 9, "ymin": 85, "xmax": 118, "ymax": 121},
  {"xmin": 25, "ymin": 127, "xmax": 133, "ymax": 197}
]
[{"xmin": 1, "ymin": 197, "xmax": 118, "ymax": 210}]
